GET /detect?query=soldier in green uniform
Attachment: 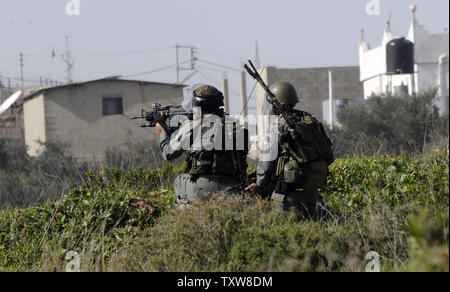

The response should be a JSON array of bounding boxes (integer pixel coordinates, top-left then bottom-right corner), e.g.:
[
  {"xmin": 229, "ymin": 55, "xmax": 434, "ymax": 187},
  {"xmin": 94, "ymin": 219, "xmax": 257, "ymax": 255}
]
[
  {"xmin": 246, "ymin": 81, "xmax": 334, "ymax": 220},
  {"xmin": 156, "ymin": 84, "xmax": 249, "ymax": 209}
]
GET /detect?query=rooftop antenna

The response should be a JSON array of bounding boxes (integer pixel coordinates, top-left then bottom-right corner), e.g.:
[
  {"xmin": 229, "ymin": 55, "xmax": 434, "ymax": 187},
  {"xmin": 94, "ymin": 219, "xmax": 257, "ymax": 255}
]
[
  {"xmin": 62, "ymin": 36, "xmax": 74, "ymax": 84},
  {"xmin": 410, "ymin": 4, "xmax": 417, "ymax": 21},
  {"xmin": 387, "ymin": 11, "xmax": 392, "ymax": 29},
  {"xmin": 19, "ymin": 53, "xmax": 24, "ymax": 89}
]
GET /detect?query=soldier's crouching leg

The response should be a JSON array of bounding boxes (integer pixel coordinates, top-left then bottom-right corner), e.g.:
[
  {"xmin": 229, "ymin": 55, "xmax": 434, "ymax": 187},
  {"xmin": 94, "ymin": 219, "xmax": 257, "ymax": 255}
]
[
  {"xmin": 288, "ymin": 190, "xmax": 325, "ymax": 221},
  {"xmin": 174, "ymin": 174, "xmax": 242, "ymax": 209},
  {"xmin": 271, "ymin": 190, "xmax": 326, "ymax": 221},
  {"xmin": 174, "ymin": 174, "xmax": 195, "ymax": 210},
  {"xmin": 271, "ymin": 193, "xmax": 287, "ymax": 212}
]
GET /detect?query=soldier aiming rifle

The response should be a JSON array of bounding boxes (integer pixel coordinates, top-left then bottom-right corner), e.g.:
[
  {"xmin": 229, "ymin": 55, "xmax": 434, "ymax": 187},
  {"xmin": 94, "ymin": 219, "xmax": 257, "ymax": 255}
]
[{"xmin": 147, "ymin": 84, "xmax": 250, "ymax": 209}]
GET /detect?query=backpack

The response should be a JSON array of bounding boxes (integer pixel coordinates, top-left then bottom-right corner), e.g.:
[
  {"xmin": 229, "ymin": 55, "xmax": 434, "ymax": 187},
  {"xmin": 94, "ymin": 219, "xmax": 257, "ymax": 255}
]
[
  {"xmin": 185, "ymin": 115, "xmax": 249, "ymax": 183},
  {"xmin": 276, "ymin": 110, "xmax": 333, "ymax": 190}
]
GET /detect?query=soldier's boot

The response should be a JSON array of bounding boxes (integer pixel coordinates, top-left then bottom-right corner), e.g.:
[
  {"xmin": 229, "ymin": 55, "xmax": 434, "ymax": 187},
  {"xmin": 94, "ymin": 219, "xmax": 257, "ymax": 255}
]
[{"xmin": 271, "ymin": 190, "xmax": 326, "ymax": 221}]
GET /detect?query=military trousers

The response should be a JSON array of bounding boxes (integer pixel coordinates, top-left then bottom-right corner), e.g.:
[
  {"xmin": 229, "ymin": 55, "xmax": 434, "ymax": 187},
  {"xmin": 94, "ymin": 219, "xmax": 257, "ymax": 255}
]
[
  {"xmin": 271, "ymin": 190, "xmax": 326, "ymax": 221},
  {"xmin": 174, "ymin": 173, "xmax": 242, "ymax": 209}
]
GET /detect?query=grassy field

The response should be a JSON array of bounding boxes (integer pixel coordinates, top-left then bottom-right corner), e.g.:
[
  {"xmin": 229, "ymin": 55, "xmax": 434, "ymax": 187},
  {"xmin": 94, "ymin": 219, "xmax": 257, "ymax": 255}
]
[{"xmin": 0, "ymin": 151, "xmax": 448, "ymax": 272}]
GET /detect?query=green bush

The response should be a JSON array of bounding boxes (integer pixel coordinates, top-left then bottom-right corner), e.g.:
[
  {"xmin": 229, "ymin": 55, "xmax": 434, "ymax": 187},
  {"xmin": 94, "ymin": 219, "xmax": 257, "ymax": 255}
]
[
  {"xmin": 323, "ymin": 152, "xmax": 449, "ymax": 211},
  {"xmin": 0, "ymin": 162, "xmax": 181, "ymax": 271},
  {"xmin": 0, "ymin": 153, "xmax": 447, "ymax": 272}
]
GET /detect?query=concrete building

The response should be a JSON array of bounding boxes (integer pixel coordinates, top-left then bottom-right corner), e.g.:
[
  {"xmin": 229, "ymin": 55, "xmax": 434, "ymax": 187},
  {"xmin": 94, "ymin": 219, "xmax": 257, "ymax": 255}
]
[
  {"xmin": 359, "ymin": 5, "xmax": 449, "ymax": 115},
  {"xmin": 21, "ymin": 77, "xmax": 184, "ymax": 161},
  {"xmin": 0, "ymin": 87, "xmax": 24, "ymax": 140},
  {"xmin": 255, "ymin": 66, "xmax": 364, "ymax": 143}
]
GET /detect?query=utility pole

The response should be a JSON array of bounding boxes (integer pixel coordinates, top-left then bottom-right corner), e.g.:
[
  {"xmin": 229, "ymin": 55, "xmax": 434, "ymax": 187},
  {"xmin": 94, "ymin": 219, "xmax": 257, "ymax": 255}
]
[
  {"xmin": 328, "ymin": 70, "xmax": 333, "ymax": 130},
  {"xmin": 222, "ymin": 77, "xmax": 230, "ymax": 114},
  {"xmin": 176, "ymin": 45, "xmax": 180, "ymax": 84},
  {"xmin": 255, "ymin": 41, "xmax": 261, "ymax": 69},
  {"xmin": 240, "ymin": 70, "xmax": 248, "ymax": 126},
  {"xmin": 190, "ymin": 46, "xmax": 196, "ymax": 70},
  {"xmin": 20, "ymin": 53, "xmax": 24, "ymax": 89},
  {"xmin": 62, "ymin": 36, "xmax": 74, "ymax": 84},
  {"xmin": 175, "ymin": 45, "xmax": 197, "ymax": 84},
  {"xmin": 411, "ymin": 72, "xmax": 417, "ymax": 96}
]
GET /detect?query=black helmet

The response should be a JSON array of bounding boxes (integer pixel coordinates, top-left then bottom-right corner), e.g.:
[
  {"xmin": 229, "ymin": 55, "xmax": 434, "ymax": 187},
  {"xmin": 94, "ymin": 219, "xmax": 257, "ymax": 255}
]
[{"xmin": 192, "ymin": 84, "xmax": 224, "ymax": 113}]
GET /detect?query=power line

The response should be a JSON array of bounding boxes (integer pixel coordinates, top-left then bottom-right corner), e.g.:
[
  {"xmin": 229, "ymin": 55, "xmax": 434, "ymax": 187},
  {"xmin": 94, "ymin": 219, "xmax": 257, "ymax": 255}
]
[
  {"xmin": 124, "ymin": 60, "xmax": 191, "ymax": 78},
  {"xmin": 0, "ymin": 63, "xmax": 19, "ymax": 74},
  {"xmin": 0, "ymin": 75, "xmax": 56, "ymax": 83},
  {"xmin": 197, "ymin": 71, "xmax": 222, "ymax": 90},
  {"xmin": 239, "ymin": 67, "xmax": 266, "ymax": 117},
  {"xmin": 196, "ymin": 48, "xmax": 243, "ymax": 61},
  {"xmin": 75, "ymin": 47, "xmax": 174, "ymax": 58},
  {"xmin": 23, "ymin": 66, "xmax": 61, "ymax": 79},
  {"xmin": 14, "ymin": 57, "xmax": 192, "ymax": 83},
  {"xmin": 196, "ymin": 65, "xmax": 241, "ymax": 76},
  {"xmin": 22, "ymin": 46, "xmax": 174, "ymax": 59},
  {"xmin": 24, "ymin": 58, "xmax": 117, "ymax": 75},
  {"xmin": 19, "ymin": 45, "xmax": 245, "ymax": 77},
  {"xmin": 197, "ymin": 70, "xmax": 241, "ymax": 97},
  {"xmin": 14, "ymin": 45, "xmax": 250, "ymax": 89},
  {"xmin": 23, "ymin": 46, "xmax": 240, "ymax": 61},
  {"xmin": 196, "ymin": 58, "xmax": 241, "ymax": 72}
]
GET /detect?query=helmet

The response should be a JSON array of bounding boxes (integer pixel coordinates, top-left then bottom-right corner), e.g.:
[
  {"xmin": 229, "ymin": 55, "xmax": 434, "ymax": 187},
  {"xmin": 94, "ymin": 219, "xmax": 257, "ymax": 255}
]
[
  {"xmin": 192, "ymin": 84, "xmax": 224, "ymax": 113},
  {"xmin": 269, "ymin": 81, "xmax": 299, "ymax": 106}
]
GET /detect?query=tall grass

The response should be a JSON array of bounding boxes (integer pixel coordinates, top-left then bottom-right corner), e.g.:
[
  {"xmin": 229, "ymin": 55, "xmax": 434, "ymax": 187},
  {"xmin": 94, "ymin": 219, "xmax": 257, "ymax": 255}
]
[{"xmin": 0, "ymin": 140, "xmax": 90, "ymax": 209}]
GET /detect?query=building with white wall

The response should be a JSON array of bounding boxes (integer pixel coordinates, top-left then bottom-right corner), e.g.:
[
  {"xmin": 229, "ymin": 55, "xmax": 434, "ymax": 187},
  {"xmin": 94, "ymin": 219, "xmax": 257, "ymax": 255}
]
[{"xmin": 359, "ymin": 5, "xmax": 449, "ymax": 115}]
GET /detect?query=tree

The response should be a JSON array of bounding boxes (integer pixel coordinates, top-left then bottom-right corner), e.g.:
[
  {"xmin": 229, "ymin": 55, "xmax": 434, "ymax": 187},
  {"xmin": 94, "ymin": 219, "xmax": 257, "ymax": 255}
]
[{"xmin": 329, "ymin": 91, "xmax": 449, "ymax": 157}]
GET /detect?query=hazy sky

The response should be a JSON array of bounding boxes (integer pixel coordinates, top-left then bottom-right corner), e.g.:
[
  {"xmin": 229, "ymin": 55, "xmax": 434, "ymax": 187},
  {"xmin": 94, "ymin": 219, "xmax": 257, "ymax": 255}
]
[{"xmin": 0, "ymin": 0, "xmax": 448, "ymax": 113}]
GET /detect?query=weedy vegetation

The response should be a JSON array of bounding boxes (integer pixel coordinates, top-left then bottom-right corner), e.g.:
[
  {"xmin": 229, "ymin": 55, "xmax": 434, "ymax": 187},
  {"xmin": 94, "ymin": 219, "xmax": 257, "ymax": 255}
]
[{"xmin": 0, "ymin": 152, "xmax": 447, "ymax": 272}]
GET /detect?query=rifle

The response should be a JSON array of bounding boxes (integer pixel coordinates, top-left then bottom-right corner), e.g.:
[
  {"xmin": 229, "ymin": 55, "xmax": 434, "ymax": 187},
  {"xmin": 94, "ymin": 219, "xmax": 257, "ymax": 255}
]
[
  {"xmin": 130, "ymin": 103, "xmax": 193, "ymax": 135},
  {"xmin": 243, "ymin": 60, "xmax": 312, "ymax": 163}
]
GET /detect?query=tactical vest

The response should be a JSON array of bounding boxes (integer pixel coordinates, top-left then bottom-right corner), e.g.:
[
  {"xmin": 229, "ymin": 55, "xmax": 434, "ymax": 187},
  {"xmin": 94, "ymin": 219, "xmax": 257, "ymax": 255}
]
[
  {"xmin": 276, "ymin": 110, "xmax": 333, "ymax": 190},
  {"xmin": 184, "ymin": 116, "xmax": 248, "ymax": 183}
]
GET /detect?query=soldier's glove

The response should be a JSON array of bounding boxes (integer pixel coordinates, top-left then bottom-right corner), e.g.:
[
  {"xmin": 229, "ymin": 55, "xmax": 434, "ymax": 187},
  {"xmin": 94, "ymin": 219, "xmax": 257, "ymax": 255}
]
[
  {"xmin": 245, "ymin": 183, "xmax": 262, "ymax": 196},
  {"xmin": 155, "ymin": 112, "xmax": 166, "ymax": 135},
  {"xmin": 155, "ymin": 123, "xmax": 164, "ymax": 135}
]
